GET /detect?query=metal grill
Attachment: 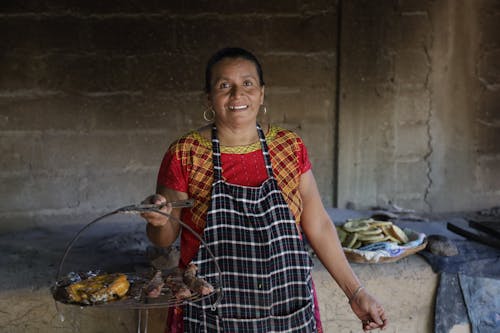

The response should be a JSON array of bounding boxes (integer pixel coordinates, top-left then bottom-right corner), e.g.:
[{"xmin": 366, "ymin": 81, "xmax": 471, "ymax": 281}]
[{"xmin": 52, "ymin": 200, "xmax": 224, "ymax": 332}]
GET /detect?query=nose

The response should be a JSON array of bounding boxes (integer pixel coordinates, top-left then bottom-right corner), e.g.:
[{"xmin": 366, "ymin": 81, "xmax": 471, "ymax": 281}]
[{"xmin": 230, "ymin": 85, "xmax": 242, "ymax": 97}]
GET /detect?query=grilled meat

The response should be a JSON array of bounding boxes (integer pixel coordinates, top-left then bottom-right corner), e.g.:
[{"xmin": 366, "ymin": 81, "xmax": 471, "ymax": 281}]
[
  {"xmin": 165, "ymin": 268, "xmax": 192, "ymax": 300},
  {"xmin": 183, "ymin": 263, "xmax": 214, "ymax": 296},
  {"xmin": 143, "ymin": 270, "xmax": 165, "ymax": 298},
  {"xmin": 65, "ymin": 273, "xmax": 130, "ymax": 305}
]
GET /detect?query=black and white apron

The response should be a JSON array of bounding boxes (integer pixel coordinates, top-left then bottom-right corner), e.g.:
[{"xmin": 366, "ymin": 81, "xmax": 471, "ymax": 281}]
[{"xmin": 184, "ymin": 124, "xmax": 316, "ymax": 332}]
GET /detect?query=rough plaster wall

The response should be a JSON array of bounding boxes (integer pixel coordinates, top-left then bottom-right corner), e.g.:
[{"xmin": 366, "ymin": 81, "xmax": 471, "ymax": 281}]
[
  {"xmin": 1, "ymin": 0, "xmax": 498, "ymax": 235},
  {"xmin": 429, "ymin": 0, "xmax": 479, "ymax": 211},
  {"xmin": 338, "ymin": 0, "xmax": 500, "ymax": 212},
  {"xmin": 0, "ymin": 1, "xmax": 337, "ymax": 233},
  {"xmin": 428, "ymin": 0, "xmax": 500, "ymax": 211}
]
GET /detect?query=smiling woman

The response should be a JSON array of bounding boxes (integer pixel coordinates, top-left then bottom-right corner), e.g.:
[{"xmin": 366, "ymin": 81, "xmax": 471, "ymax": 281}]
[
  {"xmin": 206, "ymin": 56, "xmax": 265, "ymax": 141},
  {"xmin": 141, "ymin": 47, "xmax": 388, "ymax": 333},
  {"xmin": 203, "ymin": 49, "xmax": 266, "ymax": 147}
]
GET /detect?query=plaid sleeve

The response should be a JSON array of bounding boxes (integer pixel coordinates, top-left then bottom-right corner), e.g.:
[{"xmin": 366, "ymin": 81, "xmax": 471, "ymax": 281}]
[{"xmin": 156, "ymin": 146, "xmax": 189, "ymax": 193}]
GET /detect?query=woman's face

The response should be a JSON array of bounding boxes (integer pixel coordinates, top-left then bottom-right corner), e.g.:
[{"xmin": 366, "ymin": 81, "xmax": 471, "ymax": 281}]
[{"xmin": 208, "ymin": 57, "xmax": 265, "ymax": 127}]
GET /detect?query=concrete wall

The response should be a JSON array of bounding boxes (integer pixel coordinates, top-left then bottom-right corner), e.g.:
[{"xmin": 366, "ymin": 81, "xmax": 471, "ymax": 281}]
[
  {"xmin": 338, "ymin": 0, "xmax": 500, "ymax": 212},
  {"xmin": 1, "ymin": 0, "xmax": 499, "ymax": 234},
  {"xmin": 0, "ymin": 1, "xmax": 337, "ymax": 232}
]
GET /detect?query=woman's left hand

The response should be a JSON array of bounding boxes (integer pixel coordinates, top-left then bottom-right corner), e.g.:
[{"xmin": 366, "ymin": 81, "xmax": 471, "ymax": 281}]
[{"xmin": 350, "ymin": 289, "xmax": 388, "ymax": 331}]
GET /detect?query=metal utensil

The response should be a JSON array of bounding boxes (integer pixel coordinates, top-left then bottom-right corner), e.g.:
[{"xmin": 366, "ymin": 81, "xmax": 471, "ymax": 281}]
[
  {"xmin": 119, "ymin": 199, "xmax": 195, "ymax": 214},
  {"xmin": 53, "ymin": 199, "xmax": 223, "ymax": 313}
]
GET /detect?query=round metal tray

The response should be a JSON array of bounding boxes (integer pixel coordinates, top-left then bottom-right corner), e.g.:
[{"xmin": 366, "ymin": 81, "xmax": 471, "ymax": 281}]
[{"xmin": 52, "ymin": 200, "xmax": 223, "ymax": 312}]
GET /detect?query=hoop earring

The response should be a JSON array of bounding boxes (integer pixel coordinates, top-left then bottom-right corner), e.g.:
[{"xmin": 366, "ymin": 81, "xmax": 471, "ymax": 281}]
[
  {"xmin": 260, "ymin": 104, "xmax": 267, "ymax": 114},
  {"xmin": 203, "ymin": 108, "xmax": 215, "ymax": 122}
]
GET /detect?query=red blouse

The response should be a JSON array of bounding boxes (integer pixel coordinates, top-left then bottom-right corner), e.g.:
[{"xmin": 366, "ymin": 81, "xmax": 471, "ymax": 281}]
[{"xmin": 157, "ymin": 125, "xmax": 312, "ymax": 266}]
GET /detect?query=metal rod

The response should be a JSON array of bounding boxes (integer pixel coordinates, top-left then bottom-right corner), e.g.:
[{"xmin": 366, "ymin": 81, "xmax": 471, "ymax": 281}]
[
  {"xmin": 137, "ymin": 309, "xmax": 142, "ymax": 333},
  {"xmin": 118, "ymin": 199, "xmax": 195, "ymax": 213},
  {"xmin": 53, "ymin": 200, "xmax": 223, "ymax": 314}
]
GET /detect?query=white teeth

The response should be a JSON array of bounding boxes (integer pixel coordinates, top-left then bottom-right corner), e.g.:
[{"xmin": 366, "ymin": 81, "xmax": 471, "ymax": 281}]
[{"xmin": 229, "ymin": 105, "xmax": 247, "ymax": 110}]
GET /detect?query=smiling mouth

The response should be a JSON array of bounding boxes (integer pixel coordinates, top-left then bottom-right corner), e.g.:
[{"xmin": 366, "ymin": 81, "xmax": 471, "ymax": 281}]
[{"xmin": 228, "ymin": 105, "xmax": 248, "ymax": 111}]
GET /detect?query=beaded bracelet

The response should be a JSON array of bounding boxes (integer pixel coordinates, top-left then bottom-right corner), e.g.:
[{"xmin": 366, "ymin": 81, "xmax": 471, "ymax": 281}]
[{"xmin": 348, "ymin": 285, "xmax": 364, "ymax": 304}]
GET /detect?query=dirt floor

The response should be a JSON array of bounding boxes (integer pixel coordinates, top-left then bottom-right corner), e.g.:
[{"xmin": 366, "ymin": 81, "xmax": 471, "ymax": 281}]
[{"xmin": 3, "ymin": 208, "xmax": 497, "ymax": 332}]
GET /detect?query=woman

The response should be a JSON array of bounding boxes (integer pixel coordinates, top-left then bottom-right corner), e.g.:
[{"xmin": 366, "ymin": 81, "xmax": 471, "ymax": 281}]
[{"xmin": 142, "ymin": 47, "xmax": 388, "ymax": 332}]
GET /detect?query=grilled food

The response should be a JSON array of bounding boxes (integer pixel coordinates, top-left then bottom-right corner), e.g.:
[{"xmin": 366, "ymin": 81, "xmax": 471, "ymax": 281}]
[
  {"xmin": 183, "ymin": 263, "xmax": 214, "ymax": 296},
  {"xmin": 61, "ymin": 263, "xmax": 214, "ymax": 305},
  {"xmin": 165, "ymin": 268, "xmax": 192, "ymax": 300},
  {"xmin": 145, "ymin": 263, "xmax": 214, "ymax": 300},
  {"xmin": 144, "ymin": 270, "xmax": 164, "ymax": 298},
  {"xmin": 65, "ymin": 273, "xmax": 130, "ymax": 305}
]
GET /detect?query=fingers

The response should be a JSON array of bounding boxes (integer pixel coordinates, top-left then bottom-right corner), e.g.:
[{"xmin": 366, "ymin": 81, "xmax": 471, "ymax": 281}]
[
  {"xmin": 152, "ymin": 194, "xmax": 167, "ymax": 205},
  {"xmin": 143, "ymin": 194, "xmax": 172, "ymax": 213},
  {"xmin": 361, "ymin": 304, "xmax": 388, "ymax": 331},
  {"xmin": 379, "ymin": 309, "xmax": 388, "ymax": 329},
  {"xmin": 142, "ymin": 210, "xmax": 169, "ymax": 227},
  {"xmin": 140, "ymin": 194, "xmax": 170, "ymax": 227},
  {"xmin": 371, "ymin": 304, "xmax": 384, "ymax": 326},
  {"xmin": 363, "ymin": 319, "xmax": 386, "ymax": 331},
  {"xmin": 141, "ymin": 194, "xmax": 167, "ymax": 205}
]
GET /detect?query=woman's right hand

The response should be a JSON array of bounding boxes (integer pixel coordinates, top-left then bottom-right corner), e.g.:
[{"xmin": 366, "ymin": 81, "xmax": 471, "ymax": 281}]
[{"xmin": 140, "ymin": 194, "xmax": 173, "ymax": 227}]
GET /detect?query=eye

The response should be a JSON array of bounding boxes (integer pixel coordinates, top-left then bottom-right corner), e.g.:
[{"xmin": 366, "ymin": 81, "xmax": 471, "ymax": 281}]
[
  {"xmin": 243, "ymin": 80, "xmax": 253, "ymax": 87},
  {"xmin": 219, "ymin": 82, "xmax": 230, "ymax": 89}
]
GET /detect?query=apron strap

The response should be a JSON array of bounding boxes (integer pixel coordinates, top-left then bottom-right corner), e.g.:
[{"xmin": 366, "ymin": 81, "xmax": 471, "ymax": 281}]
[
  {"xmin": 211, "ymin": 125, "xmax": 223, "ymax": 181},
  {"xmin": 256, "ymin": 123, "xmax": 275, "ymax": 179},
  {"xmin": 211, "ymin": 123, "xmax": 276, "ymax": 181}
]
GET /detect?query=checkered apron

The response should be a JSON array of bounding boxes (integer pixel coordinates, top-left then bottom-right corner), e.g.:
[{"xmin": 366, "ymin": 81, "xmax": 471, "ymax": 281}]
[{"xmin": 183, "ymin": 124, "xmax": 316, "ymax": 332}]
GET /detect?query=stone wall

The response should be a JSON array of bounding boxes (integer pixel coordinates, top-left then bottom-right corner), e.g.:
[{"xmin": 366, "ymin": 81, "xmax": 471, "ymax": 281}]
[
  {"xmin": 1, "ymin": 0, "xmax": 499, "ymax": 234},
  {"xmin": 0, "ymin": 1, "xmax": 337, "ymax": 232},
  {"xmin": 338, "ymin": 0, "xmax": 500, "ymax": 212}
]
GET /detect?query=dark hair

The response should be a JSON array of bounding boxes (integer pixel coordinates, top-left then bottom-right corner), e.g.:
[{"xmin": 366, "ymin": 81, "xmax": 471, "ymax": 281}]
[{"xmin": 204, "ymin": 47, "xmax": 265, "ymax": 93}]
